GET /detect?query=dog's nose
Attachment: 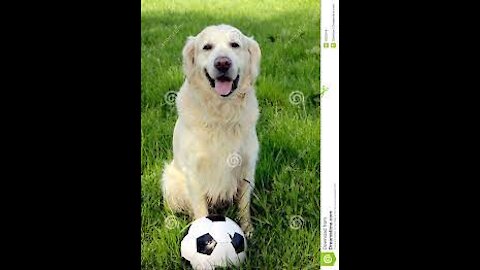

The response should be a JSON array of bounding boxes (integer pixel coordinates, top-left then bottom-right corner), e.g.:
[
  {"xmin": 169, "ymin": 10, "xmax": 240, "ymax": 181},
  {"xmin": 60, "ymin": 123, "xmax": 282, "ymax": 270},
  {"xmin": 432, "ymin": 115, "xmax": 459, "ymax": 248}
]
[{"xmin": 214, "ymin": 57, "xmax": 232, "ymax": 73}]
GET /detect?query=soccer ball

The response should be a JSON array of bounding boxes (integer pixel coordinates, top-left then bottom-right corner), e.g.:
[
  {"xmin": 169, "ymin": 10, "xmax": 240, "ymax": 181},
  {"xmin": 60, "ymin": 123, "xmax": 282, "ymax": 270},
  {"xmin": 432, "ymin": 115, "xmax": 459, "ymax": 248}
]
[{"xmin": 181, "ymin": 214, "xmax": 247, "ymax": 269}]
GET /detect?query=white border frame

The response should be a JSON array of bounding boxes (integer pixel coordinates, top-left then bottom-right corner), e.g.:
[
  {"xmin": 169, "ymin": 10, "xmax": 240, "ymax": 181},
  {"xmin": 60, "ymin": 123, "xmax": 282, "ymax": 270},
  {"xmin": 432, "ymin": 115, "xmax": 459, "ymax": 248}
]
[{"xmin": 320, "ymin": 0, "xmax": 339, "ymax": 268}]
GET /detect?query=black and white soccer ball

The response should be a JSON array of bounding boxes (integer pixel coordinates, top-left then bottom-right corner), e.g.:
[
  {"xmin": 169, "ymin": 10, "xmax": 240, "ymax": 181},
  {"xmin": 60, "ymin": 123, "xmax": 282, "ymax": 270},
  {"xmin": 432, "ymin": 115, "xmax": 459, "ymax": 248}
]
[{"xmin": 181, "ymin": 215, "xmax": 247, "ymax": 270}]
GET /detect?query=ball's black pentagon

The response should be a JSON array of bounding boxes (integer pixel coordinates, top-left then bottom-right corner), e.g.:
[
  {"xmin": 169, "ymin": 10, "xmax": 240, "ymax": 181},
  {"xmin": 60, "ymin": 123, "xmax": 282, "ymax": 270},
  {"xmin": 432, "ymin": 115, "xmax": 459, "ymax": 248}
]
[
  {"xmin": 205, "ymin": 214, "xmax": 226, "ymax": 222},
  {"xmin": 196, "ymin": 233, "xmax": 217, "ymax": 255},
  {"xmin": 230, "ymin": 232, "xmax": 245, "ymax": 253}
]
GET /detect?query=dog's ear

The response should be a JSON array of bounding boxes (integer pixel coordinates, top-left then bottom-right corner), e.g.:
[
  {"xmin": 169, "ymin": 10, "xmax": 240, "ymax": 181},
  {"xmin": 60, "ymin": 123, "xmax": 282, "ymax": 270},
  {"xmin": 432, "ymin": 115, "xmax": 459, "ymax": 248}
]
[
  {"xmin": 247, "ymin": 37, "xmax": 261, "ymax": 84},
  {"xmin": 182, "ymin": 36, "xmax": 196, "ymax": 78}
]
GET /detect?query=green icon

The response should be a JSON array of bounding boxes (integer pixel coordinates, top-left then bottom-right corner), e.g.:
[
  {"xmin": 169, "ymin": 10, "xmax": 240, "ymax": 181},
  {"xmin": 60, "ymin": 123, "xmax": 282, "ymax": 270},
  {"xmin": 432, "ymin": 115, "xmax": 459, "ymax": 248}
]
[
  {"xmin": 323, "ymin": 43, "xmax": 329, "ymax": 48},
  {"xmin": 330, "ymin": 43, "xmax": 336, "ymax": 48},
  {"xmin": 320, "ymin": 85, "xmax": 329, "ymax": 97},
  {"xmin": 320, "ymin": 252, "xmax": 336, "ymax": 266}
]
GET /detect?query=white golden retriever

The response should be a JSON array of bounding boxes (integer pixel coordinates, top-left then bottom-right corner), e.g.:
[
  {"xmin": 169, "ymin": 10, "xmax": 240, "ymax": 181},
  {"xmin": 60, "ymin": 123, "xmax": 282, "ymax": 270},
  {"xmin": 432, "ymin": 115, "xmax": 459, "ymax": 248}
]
[{"xmin": 161, "ymin": 25, "xmax": 261, "ymax": 235}]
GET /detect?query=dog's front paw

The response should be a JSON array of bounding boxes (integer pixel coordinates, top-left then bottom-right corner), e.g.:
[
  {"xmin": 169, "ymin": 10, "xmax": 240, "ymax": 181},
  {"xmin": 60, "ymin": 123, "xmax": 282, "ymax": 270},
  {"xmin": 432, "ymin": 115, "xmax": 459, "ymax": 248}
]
[{"xmin": 241, "ymin": 223, "xmax": 254, "ymax": 239}]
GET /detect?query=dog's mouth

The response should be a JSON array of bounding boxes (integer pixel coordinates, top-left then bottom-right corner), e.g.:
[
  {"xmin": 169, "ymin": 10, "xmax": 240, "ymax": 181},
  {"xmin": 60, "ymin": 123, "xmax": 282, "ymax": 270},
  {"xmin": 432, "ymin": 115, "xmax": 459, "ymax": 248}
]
[{"xmin": 205, "ymin": 69, "xmax": 240, "ymax": 97}]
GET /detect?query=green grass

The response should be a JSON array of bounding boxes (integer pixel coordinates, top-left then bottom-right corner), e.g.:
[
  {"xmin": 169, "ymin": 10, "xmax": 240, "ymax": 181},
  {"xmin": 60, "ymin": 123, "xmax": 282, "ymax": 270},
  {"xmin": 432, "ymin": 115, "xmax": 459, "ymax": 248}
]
[{"xmin": 141, "ymin": 0, "xmax": 321, "ymax": 268}]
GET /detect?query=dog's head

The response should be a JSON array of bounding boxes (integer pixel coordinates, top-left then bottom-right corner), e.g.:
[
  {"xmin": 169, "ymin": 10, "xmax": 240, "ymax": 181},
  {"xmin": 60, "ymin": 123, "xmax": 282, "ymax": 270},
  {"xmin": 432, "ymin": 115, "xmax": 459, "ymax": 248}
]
[{"xmin": 182, "ymin": 24, "xmax": 261, "ymax": 97}]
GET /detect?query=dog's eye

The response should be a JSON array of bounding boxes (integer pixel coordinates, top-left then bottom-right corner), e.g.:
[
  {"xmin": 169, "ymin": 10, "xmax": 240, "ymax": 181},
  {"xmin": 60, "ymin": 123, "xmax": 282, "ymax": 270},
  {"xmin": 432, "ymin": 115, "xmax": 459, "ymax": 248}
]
[
  {"xmin": 203, "ymin": 44, "xmax": 212, "ymax": 50},
  {"xmin": 230, "ymin": 42, "xmax": 240, "ymax": 48}
]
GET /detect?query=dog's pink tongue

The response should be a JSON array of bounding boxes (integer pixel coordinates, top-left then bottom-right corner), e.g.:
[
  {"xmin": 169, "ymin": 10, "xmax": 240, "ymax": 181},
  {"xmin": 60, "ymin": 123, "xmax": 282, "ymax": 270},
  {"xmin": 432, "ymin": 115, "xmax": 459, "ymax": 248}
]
[{"xmin": 214, "ymin": 80, "xmax": 232, "ymax": 95}]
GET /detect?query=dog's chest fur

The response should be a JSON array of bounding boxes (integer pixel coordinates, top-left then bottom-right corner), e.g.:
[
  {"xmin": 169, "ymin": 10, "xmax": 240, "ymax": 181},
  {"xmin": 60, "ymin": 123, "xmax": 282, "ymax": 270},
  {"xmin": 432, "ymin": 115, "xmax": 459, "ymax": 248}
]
[
  {"xmin": 177, "ymin": 85, "xmax": 258, "ymax": 205},
  {"xmin": 200, "ymin": 123, "xmax": 249, "ymax": 204}
]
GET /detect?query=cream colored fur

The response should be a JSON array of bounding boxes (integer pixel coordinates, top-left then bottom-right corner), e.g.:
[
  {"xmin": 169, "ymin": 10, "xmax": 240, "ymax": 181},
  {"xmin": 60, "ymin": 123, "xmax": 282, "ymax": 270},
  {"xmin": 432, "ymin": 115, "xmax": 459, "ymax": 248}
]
[{"xmin": 161, "ymin": 25, "xmax": 261, "ymax": 235}]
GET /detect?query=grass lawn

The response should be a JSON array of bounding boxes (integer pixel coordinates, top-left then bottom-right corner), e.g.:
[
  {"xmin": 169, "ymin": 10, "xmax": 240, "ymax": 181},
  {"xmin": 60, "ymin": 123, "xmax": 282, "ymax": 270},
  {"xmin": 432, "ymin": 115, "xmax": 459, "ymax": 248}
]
[{"xmin": 141, "ymin": 0, "xmax": 321, "ymax": 268}]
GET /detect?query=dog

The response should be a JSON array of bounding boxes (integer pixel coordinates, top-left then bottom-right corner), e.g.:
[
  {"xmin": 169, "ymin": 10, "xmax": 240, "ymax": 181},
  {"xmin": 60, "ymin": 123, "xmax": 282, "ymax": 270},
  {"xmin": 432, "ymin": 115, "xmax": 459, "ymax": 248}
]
[{"xmin": 161, "ymin": 24, "xmax": 261, "ymax": 236}]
